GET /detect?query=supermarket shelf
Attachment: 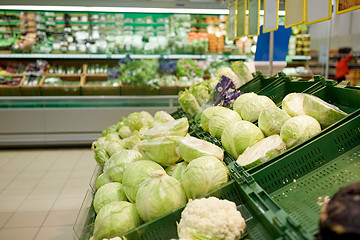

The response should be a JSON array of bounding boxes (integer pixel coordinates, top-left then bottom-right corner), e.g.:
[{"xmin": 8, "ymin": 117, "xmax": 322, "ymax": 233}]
[
  {"xmin": 287, "ymin": 55, "xmax": 311, "ymax": 61},
  {"xmin": 0, "ymin": 53, "xmax": 252, "ymax": 60}
]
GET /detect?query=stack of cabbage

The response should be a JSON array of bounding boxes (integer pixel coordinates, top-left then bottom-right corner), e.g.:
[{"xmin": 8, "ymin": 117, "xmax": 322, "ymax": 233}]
[
  {"xmin": 200, "ymin": 92, "xmax": 347, "ymax": 169},
  {"xmin": 91, "ymin": 110, "xmax": 229, "ymax": 240},
  {"xmin": 179, "ymin": 61, "xmax": 253, "ymax": 116}
]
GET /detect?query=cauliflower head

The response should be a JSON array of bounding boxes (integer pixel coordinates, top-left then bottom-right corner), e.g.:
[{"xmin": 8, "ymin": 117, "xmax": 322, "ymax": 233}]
[{"xmin": 177, "ymin": 197, "xmax": 246, "ymax": 240}]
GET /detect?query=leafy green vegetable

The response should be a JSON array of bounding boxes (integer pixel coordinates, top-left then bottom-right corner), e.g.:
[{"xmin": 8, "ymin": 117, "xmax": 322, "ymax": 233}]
[
  {"xmin": 138, "ymin": 136, "xmax": 180, "ymax": 166},
  {"xmin": 95, "ymin": 173, "xmax": 112, "ymax": 191},
  {"xmin": 135, "ymin": 170, "xmax": 187, "ymax": 222},
  {"xmin": 93, "ymin": 182, "xmax": 127, "ymax": 213},
  {"xmin": 176, "ymin": 136, "xmax": 224, "ymax": 163},
  {"xmin": 122, "ymin": 160, "xmax": 164, "ymax": 203},
  {"xmin": 208, "ymin": 108, "xmax": 241, "ymax": 139},
  {"xmin": 233, "ymin": 93, "xmax": 276, "ymax": 122},
  {"xmin": 221, "ymin": 120, "xmax": 264, "ymax": 159},
  {"xmin": 282, "ymin": 93, "xmax": 306, "ymax": 117},
  {"xmin": 104, "ymin": 150, "xmax": 143, "ymax": 183},
  {"xmin": 237, "ymin": 135, "xmax": 287, "ymax": 169},
  {"xmin": 200, "ymin": 106, "xmax": 224, "ymax": 132},
  {"xmin": 118, "ymin": 126, "xmax": 132, "ymax": 139},
  {"xmin": 231, "ymin": 61, "xmax": 253, "ymax": 84},
  {"xmin": 215, "ymin": 67, "xmax": 242, "ymax": 89},
  {"xmin": 258, "ymin": 105, "xmax": 291, "ymax": 136},
  {"xmin": 280, "ymin": 115, "xmax": 321, "ymax": 148},
  {"xmin": 303, "ymin": 94, "xmax": 348, "ymax": 128},
  {"xmin": 182, "ymin": 156, "xmax": 228, "ymax": 199},
  {"xmin": 144, "ymin": 118, "xmax": 189, "ymax": 139},
  {"xmin": 93, "ymin": 201, "xmax": 141, "ymax": 240},
  {"xmin": 126, "ymin": 111, "xmax": 154, "ymax": 132},
  {"xmin": 94, "ymin": 147, "xmax": 110, "ymax": 167},
  {"xmin": 165, "ymin": 162, "xmax": 188, "ymax": 182},
  {"xmin": 178, "ymin": 89, "xmax": 201, "ymax": 116}
]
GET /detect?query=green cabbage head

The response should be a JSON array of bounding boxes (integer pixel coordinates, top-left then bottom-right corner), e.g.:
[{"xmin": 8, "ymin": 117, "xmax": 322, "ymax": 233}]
[
  {"xmin": 118, "ymin": 126, "xmax": 132, "ymax": 139},
  {"xmin": 149, "ymin": 111, "xmax": 175, "ymax": 128},
  {"xmin": 209, "ymin": 108, "xmax": 242, "ymax": 139},
  {"xmin": 103, "ymin": 150, "xmax": 143, "ymax": 183},
  {"xmin": 96, "ymin": 173, "xmax": 112, "ymax": 190},
  {"xmin": 93, "ymin": 201, "xmax": 140, "ymax": 240},
  {"xmin": 136, "ymin": 169, "xmax": 187, "ymax": 222},
  {"xmin": 282, "ymin": 93, "xmax": 306, "ymax": 117},
  {"xmin": 233, "ymin": 92, "xmax": 276, "ymax": 122},
  {"xmin": 176, "ymin": 136, "xmax": 224, "ymax": 163},
  {"xmin": 94, "ymin": 147, "xmax": 109, "ymax": 167},
  {"xmin": 280, "ymin": 115, "xmax": 321, "ymax": 148},
  {"xmin": 93, "ymin": 182, "xmax": 127, "ymax": 213},
  {"xmin": 182, "ymin": 156, "xmax": 228, "ymax": 199},
  {"xmin": 105, "ymin": 141, "xmax": 124, "ymax": 157},
  {"xmin": 303, "ymin": 94, "xmax": 348, "ymax": 128},
  {"xmin": 144, "ymin": 118, "xmax": 189, "ymax": 139},
  {"xmin": 237, "ymin": 135, "xmax": 286, "ymax": 169},
  {"xmin": 221, "ymin": 120, "xmax": 264, "ymax": 159},
  {"xmin": 137, "ymin": 136, "xmax": 180, "ymax": 166},
  {"xmin": 126, "ymin": 111, "xmax": 154, "ymax": 132},
  {"xmin": 258, "ymin": 105, "xmax": 291, "ymax": 136},
  {"xmin": 122, "ymin": 160, "xmax": 164, "ymax": 203},
  {"xmin": 165, "ymin": 162, "xmax": 188, "ymax": 182},
  {"xmin": 200, "ymin": 106, "xmax": 224, "ymax": 132},
  {"xmin": 178, "ymin": 89, "xmax": 201, "ymax": 116}
]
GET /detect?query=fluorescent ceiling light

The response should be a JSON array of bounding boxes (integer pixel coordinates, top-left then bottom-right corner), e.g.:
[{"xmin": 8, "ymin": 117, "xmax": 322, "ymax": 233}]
[{"xmin": 0, "ymin": 5, "xmax": 229, "ymax": 14}]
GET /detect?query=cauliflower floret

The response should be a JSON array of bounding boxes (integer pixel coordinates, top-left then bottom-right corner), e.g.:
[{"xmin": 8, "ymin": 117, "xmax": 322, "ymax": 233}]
[{"xmin": 177, "ymin": 197, "xmax": 246, "ymax": 240}]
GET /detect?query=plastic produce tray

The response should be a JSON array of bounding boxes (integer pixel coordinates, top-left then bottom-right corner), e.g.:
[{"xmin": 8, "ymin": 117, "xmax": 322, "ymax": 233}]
[
  {"xmin": 229, "ymin": 107, "xmax": 360, "ymax": 237},
  {"xmin": 75, "ymin": 178, "xmax": 308, "ymax": 240},
  {"xmin": 239, "ymin": 71, "xmax": 284, "ymax": 94}
]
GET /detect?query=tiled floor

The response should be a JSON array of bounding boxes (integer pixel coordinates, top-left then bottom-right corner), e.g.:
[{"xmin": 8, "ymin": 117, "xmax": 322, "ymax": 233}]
[{"xmin": 0, "ymin": 148, "xmax": 96, "ymax": 240}]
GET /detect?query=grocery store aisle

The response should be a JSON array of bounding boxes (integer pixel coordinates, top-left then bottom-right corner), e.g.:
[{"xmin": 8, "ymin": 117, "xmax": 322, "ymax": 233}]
[{"xmin": 0, "ymin": 148, "xmax": 95, "ymax": 240}]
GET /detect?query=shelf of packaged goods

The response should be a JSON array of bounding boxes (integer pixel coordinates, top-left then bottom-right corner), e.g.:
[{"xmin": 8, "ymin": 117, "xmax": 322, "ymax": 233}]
[{"xmin": 287, "ymin": 55, "xmax": 311, "ymax": 61}]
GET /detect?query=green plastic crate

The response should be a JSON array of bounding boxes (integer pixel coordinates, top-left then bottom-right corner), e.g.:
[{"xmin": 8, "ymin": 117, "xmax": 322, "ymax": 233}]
[
  {"xmin": 257, "ymin": 76, "xmax": 332, "ymax": 105},
  {"xmin": 239, "ymin": 72, "xmax": 285, "ymax": 94},
  {"xmin": 75, "ymin": 180, "xmax": 309, "ymax": 240},
  {"xmin": 229, "ymin": 108, "xmax": 360, "ymax": 237}
]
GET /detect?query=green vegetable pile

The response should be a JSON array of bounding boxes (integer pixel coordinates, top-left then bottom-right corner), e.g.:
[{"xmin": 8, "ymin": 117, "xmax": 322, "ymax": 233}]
[
  {"xmin": 90, "ymin": 110, "xmax": 229, "ymax": 240},
  {"xmin": 199, "ymin": 91, "xmax": 348, "ymax": 169}
]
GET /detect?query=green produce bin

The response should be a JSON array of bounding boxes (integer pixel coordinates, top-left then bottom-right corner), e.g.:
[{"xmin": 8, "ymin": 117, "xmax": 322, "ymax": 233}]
[
  {"xmin": 229, "ymin": 106, "xmax": 360, "ymax": 237},
  {"xmin": 75, "ymin": 178, "xmax": 310, "ymax": 240},
  {"xmin": 239, "ymin": 71, "xmax": 284, "ymax": 94}
]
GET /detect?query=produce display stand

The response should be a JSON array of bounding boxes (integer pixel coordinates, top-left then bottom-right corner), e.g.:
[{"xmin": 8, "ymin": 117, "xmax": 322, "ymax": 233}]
[
  {"xmin": 39, "ymin": 75, "xmax": 84, "ymax": 96},
  {"xmin": 0, "ymin": 73, "xmax": 24, "ymax": 96},
  {"xmin": 73, "ymin": 72, "xmax": 359, "ymax": 240}
]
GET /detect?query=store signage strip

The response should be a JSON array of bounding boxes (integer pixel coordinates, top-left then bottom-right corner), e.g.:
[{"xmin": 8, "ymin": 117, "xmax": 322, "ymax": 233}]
[
  {"xmin": 263, "ymin": 0, "xmax": 279, "ymax": 33},
  {"xmin": 285, "ymin": 0, "xmax": 305, "ymax": 28},
  {"xmin": 248, "ymin": 0, "xmax": 261, "ymax": 36},
  {"xmin": 306, "ymin": 0, "xmax": 332, "ymax": 25}
]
